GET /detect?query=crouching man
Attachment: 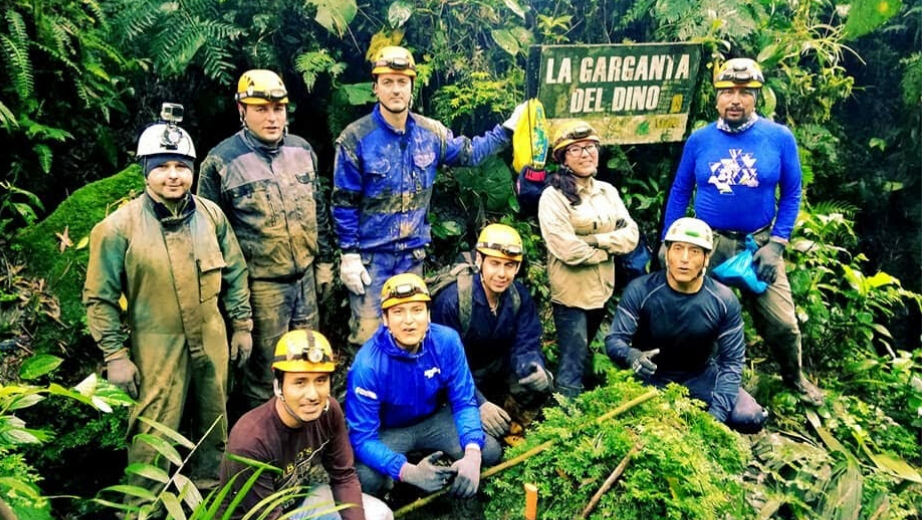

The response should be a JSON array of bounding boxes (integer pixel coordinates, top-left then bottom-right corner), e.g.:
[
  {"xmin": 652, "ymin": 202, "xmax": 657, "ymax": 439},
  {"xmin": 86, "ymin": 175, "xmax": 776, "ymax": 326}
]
[
  {"xmin": 220, "ymin": 330, "xmax": 393, "ymax": 520},
  {"xmin": 605, "ymin": 218, "xmax": 767, "ymax": 433},
  {"xmin": 346, "ymin": 274, "xmax": 502, "ymax": 500}
]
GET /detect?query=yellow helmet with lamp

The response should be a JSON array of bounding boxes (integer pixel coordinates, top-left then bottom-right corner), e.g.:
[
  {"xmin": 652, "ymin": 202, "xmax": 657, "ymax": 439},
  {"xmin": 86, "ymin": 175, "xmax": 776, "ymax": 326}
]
[
  {"xmin": 271, "ymin": 330, "xmax": 335, "ymax": 373},
  {"xmin": 235, "ymin": 69, "xmax": 289, "ymax": 105},
  {"xmin": 371, "ymin": 46, "xmax": 417, "ymax": 79},
  {"xmin": 380, "ymin": 273, "xmax": 430, "ymax": 310}
]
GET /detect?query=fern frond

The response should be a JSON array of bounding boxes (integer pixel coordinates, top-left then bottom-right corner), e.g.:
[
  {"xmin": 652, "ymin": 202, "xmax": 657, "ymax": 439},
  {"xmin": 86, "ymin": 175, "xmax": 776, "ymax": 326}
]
[
  {"xmin": 295, "ymin": 50, "xmax": 337, "ymax": 92},
  {"xmin": 108, "ymin": 0, "xmax": 160, "ymax": 42},
  {"xmin": 33, "ymin": 144, "xmax": 53, "ymax": 174},
  {"xmin": 83, "ymin": 0, "xmax": 108, "ymax": 29},
  {"xmin": 0, "ymin": 34, "xmax": 33, "ymax": 100},
  {"xmin": 0, "ymin": 101, "xmax": 18, "ymax": 130},
  {"xmin": 6, "ymin": 9, "xmax": 29, "ymax": 47},
  {"xmin": 809, "ymin": 200, "xmax": 859, "ymax": 217},
  {"xmin": 199, "ymin": 43, "xmax": 234, "ymax": 84}
]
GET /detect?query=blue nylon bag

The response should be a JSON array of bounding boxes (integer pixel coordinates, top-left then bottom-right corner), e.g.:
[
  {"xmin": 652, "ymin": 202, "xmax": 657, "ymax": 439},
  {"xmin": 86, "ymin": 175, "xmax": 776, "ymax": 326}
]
[{"xmin": 711, "ymin": 235, "xmax": 768, "ymax": 294}]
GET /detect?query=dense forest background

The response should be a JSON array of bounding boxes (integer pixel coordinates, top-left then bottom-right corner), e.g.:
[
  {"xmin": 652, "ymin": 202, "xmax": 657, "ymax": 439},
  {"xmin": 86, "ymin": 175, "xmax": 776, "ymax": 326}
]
[{"xmin": 1, "ymin": 0, "xmax": 920, "ymax": 518}]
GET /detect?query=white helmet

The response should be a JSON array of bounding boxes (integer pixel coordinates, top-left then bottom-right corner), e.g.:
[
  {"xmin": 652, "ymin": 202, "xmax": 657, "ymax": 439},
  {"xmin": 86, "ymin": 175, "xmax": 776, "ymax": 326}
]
[
  {"xmin": 136, "ymin": 123, "xmax": 196, "ymax": 160},
  {"xmin": 665, "ymin": 217, "xmax": 714, "ymax": 251}
]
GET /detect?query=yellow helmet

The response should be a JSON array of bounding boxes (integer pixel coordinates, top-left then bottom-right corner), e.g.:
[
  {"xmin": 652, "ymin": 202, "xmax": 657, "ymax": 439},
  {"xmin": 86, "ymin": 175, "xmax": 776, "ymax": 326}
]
[
  {"xmin": 371, "ymin": 46, "xmax": 417, "ymax": 79},
  {"xmin": 271, "ymin": 330, "xmax": 335, "ymax": 373},
  {"xmin": 235, "ymin": 69, "xmax": 289, "ymax": 105},
  {"xmin": 381, "ymin": 273, "xmax": 430, "ymax": 310},
  {"xmin": 551, "ymin": 120, "xmax": 601, "ymax": 162},
  {"xmin": 713, "ymin": 58, "xmax": 764, "ymax": 89},
  {"xmin": 476, "ymin": 223, "xmax": 524, "ymax": 262}
]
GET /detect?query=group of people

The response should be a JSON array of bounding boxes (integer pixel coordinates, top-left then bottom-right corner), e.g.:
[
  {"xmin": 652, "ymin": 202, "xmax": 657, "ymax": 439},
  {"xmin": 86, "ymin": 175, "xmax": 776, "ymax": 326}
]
[{"xmin": 82, "ymin": 47, "xmax": 822, "ymax": 519}]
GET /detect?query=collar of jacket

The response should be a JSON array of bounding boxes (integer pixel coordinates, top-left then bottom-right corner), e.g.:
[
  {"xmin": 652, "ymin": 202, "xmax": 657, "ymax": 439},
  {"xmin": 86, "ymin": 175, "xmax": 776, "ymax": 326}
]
[
  {"xmin": 372, "ymin": 103, "xmax": 417, "ymax": 136},
  {"xmin": 146, "ymin": 192, "xmax": 196, "ymax": 227},
  {"xmin": 375, "ymin": 324, "xmax": 429, "ymax": 360},
  {"xmin": 241, "ymin": 128, "xmax": 283, "ymax": 157}
]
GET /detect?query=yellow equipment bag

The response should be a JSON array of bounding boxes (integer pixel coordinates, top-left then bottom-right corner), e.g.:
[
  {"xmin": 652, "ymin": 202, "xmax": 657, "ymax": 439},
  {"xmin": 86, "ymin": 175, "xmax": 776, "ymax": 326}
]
[{"xmin": 512, "ymin": 99, "xmax": 549, "ymax": 173}]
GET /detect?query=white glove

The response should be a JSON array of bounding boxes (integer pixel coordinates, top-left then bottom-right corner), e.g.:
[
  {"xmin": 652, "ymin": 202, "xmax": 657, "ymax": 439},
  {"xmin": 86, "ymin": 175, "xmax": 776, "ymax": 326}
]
[
  {"xmin": 503, "ymin": 101, "xmax": 528, "ymax": 132},
  {"xmin": 479, "ymin": 401, "xmax": 511, "ymax": 438},
  {"xmin": 340, "ymin": 253, "xmax": 371, "ymax": 295}
]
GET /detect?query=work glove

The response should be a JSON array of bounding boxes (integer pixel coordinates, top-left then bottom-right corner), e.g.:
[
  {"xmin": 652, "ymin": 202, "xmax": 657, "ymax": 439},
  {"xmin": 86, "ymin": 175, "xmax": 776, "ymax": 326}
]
[
  {"xmin": 503, "ymin": 101, "xmax": 528, "ymax": 132},
  {"xmin": 107, "ymin": 357, "xmax": 140, "ymax": 399},
  {"xmin": 398, "ymin": 451, "xmax": 456, "ymax": 492},
  {"xmin": 753, "ymin": 241, "xmax": 784, "ymax": 284},
  {"xmin": 230, "ymin": 330, "xmax": 253, "ymax": 369},
  {"xmin": 625, "ymin": 348, "xmax": 660, "ymax": 378},
  {"xmin": 340, "ymin": 253, "xmax": 371, "ymax": 296},
  {"xmin": 479, "ymin": 401, "xmax": 511, "ymax": 438},
  {"xmin": 517, "ymin": 362, "xmax": 554, "ymax": 392},
  {"xmin": 315, "ymin": 262, "xmax": 335, "ymax": 299},
  {"xmin": 449, "ymin": 446, "xmax": 482, "ymax": 498}
]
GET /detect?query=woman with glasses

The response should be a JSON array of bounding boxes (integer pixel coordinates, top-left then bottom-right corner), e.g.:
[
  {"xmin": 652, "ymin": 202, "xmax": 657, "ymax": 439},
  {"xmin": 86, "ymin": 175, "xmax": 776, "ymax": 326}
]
[{"xmin": 537, "ymin": 120, "xmax": 639, "ymax": 398}]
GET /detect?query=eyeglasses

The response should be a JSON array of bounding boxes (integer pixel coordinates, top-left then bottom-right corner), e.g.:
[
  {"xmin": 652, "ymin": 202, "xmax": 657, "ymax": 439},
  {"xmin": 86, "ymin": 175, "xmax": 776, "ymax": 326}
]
[
  {"xmin": 385, "ymin": 283, "xmax": 429, "ymax": 300},
  {"xmin": 374, "ymin": 57, "xmax": 415, "ymax": 71},
  {"xmin": 566, "ymin": 143, "xmax": 599, "ymax": 157},
  {"xmin": 477, "ymin": 241, "xmax": 524, "ymax": 257},
  {"xmin": 236, "ymin": 88, "xmax": 288, "ymax": 102}
]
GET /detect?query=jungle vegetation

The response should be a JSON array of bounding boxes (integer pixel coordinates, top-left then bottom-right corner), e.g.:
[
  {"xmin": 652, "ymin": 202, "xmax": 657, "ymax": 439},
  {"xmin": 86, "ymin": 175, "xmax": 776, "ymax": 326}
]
[{"xmin": 0, "ymin": 0, "xmax": 920, "ymax": 518}]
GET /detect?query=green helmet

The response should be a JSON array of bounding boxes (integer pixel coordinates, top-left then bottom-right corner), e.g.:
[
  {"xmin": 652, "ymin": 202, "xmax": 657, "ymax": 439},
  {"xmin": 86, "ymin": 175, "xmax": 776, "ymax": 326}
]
[{"xmin": 664, "ymin": 218, "xmax": 714, "ymax": 251}]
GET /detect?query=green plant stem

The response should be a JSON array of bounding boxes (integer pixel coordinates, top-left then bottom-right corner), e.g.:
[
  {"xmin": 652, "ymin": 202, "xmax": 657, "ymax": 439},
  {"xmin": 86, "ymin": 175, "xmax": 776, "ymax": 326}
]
[{"xmin": 393, "ymin": 389, "xmax": 659, "ymax": 517}]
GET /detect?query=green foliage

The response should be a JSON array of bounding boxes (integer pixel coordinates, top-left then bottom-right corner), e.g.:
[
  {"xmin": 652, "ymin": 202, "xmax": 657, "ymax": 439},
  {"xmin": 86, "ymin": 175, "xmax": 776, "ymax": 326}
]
[
  {"xmin": 94, "ymin": 417, "xmax": 344, "ymax": 520},
  {"xmin": 484, "ymin": 374, "xmax": 753, "ymax": 519},
  {"xmin": 788, "ymin": 204, "xmax": 921, "ymax": 366},
  {"xmin": 0, "ymin": 357, "xmax": 130, "ymax": 513},
  {"xmin": 12, "ymin": 165, "xmax": 144, "ymax": 346},
  {"xmin": 843, "ymin": 0, "xmax": 903, "ymax": 40}
]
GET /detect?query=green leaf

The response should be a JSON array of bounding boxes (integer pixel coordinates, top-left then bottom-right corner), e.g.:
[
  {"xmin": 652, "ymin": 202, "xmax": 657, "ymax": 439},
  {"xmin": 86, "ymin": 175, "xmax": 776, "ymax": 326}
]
[
  {"xmin": 101, "ymin": 484, "xmax": 158, "ymax": 501},
  {"xmin": 843, "ymin": 0, "xmax": 902, "ymax": 40},
  {"xmin": 387, "ymin": 0, "xmax": 414, "ymax": 27},
  {"xmin": 501, "ymin": 0, "xmax": 526, "ymax": 19},
  {"xmin": 7, "ymin": 393, "xmax": 44, "ymax": 410},
  {"xmin": 868, "ymin": 137, "xmax": 887, "ymax": 151},
  {"xmin": 135, "ymin": 434, "xmax": 183, "ymax": 465},
  {"xmin": 0, "ymin": 476, "xmax": 42, "ymax": 498},
  {"xmin": 173, "ymin": 472, "xmax": 203, "ymax": 511},
  {"xmin": 138, "ymin": 416, "xmax": 196, "ymax": 450},
  {"xmin": 340, "ymin": 83, "xmax": 376, "ymax": 105},
  {"xmin": 491, "ymin": 29, "xmax": 520, "ymax": 57},
  {"xmin": 866, "ymin": 452, "xmax": 922, "ymax": 483},
  {"xmin": 19, "ymin": 354, "xmax": 63, "ymax": 380},
  {"xmin": 308, "ymin": 0, "xmax": 357, "ymax": 37},
  {"xmin": 161, "ymin": 491, "xmax": 187, "ymax": 520},
  {"xmin": 125, "ymin": 463, "xmax": 171, "ymax": 484}
]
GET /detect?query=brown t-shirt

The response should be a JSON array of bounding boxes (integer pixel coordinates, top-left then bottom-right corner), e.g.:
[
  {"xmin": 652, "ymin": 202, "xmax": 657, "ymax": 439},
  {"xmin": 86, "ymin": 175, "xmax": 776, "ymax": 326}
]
[{"xmin": 219, "ymin": 397, "xmax": 365, "ymax": 520}]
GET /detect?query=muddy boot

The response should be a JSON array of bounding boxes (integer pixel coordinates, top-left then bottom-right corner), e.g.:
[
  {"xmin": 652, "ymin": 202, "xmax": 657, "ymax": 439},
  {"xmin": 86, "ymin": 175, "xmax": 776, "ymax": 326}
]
[{"xmin": 784, "ymin": 374, "xmax": 824, "ymax": 406}]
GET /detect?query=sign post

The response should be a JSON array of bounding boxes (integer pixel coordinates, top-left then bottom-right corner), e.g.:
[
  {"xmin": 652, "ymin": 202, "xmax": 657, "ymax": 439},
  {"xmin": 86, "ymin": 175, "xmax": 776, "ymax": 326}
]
[{"xmin": 527, "ymin": 43, "xmax": 702, "ymax": 144}]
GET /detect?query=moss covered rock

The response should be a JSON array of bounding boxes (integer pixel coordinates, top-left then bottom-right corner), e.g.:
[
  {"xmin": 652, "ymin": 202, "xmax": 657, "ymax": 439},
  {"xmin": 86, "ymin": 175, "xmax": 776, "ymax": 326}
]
[{"xmin": 12, "ymin": 165, "xmax": 145, "ymax": 349}]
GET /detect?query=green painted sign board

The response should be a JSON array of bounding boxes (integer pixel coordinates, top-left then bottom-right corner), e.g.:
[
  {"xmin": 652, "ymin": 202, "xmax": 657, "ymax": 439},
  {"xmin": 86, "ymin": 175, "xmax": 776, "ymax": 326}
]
[{"xmin": 526, "ymin": 43, "xmax": 702, "ymax": 145}]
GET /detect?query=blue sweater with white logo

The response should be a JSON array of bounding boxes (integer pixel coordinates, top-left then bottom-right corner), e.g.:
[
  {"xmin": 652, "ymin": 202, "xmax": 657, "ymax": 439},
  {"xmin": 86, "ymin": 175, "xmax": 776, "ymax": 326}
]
[
  {"xmin": 662, "ymin": 117, "xmax": 802, "ymax": 240},
  {"xmin": 345, "ymin": 323, "xmax": 483, "ymax": 480}
]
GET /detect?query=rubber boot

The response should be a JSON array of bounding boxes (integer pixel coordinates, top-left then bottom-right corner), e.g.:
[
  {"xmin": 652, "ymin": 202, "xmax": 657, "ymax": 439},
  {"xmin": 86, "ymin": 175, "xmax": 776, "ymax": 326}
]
[{"xmin": 770, "ymin": 330, "xmax": 824, "ymax": 406}]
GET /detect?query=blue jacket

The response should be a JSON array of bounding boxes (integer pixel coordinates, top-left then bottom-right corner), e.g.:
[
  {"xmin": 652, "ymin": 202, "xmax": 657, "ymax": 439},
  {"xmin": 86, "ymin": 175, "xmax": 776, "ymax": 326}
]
[
  {"xmin": 662, "ymin": 117, "xmax": 802, "ymax": 241},
  {"xmin": 431, "ymin": 275, "xmax": 545, "ymax": 404},
  {"xmin": 332, "ymin": 104, "xmax": 510, "ymax": 253},
  {"xmin": 345, "ymin": 323, "xmax": 484, "ymax": 480},
  {"xmin": 604, "ymin": 271, "xmax": 745, "ymax": 422}
]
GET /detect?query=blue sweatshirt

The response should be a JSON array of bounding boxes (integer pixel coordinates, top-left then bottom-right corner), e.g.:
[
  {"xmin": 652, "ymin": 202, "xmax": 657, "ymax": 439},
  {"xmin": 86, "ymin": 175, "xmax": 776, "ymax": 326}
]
[
  {"xmin": 345, "ymin": 323, "xmax": 484, "ymax": 480},
  {"xmin": 662, "ymin": 117, "xmax": 803, "ymax": 241}
]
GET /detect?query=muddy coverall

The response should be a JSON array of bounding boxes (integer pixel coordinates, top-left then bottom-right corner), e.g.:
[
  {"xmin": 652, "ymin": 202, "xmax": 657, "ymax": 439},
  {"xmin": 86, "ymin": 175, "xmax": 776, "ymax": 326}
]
[{"xmin": 84, "ymin": 193, "xmax": 252, "ymax": 485}]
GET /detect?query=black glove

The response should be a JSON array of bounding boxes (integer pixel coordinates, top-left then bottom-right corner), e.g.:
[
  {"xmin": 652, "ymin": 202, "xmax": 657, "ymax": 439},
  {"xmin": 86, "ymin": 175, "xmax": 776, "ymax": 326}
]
[
  {"xmin": 753, "ymin": 241, "xmax": 784, "ymax": 284},
  {"xmin": 398, "ymin": 451, "xmax": 456, "ymax": 492},
  {"xmin": 625, "ymin": 348, "xmax": 659, "ymax": 378},
  {"xmin": 107, "ymin": 357, "xmax": 140, "ymax": 398},
  {"xmin": 449, "ymin": 446, "xmax": 482, "ymax": 498}
]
